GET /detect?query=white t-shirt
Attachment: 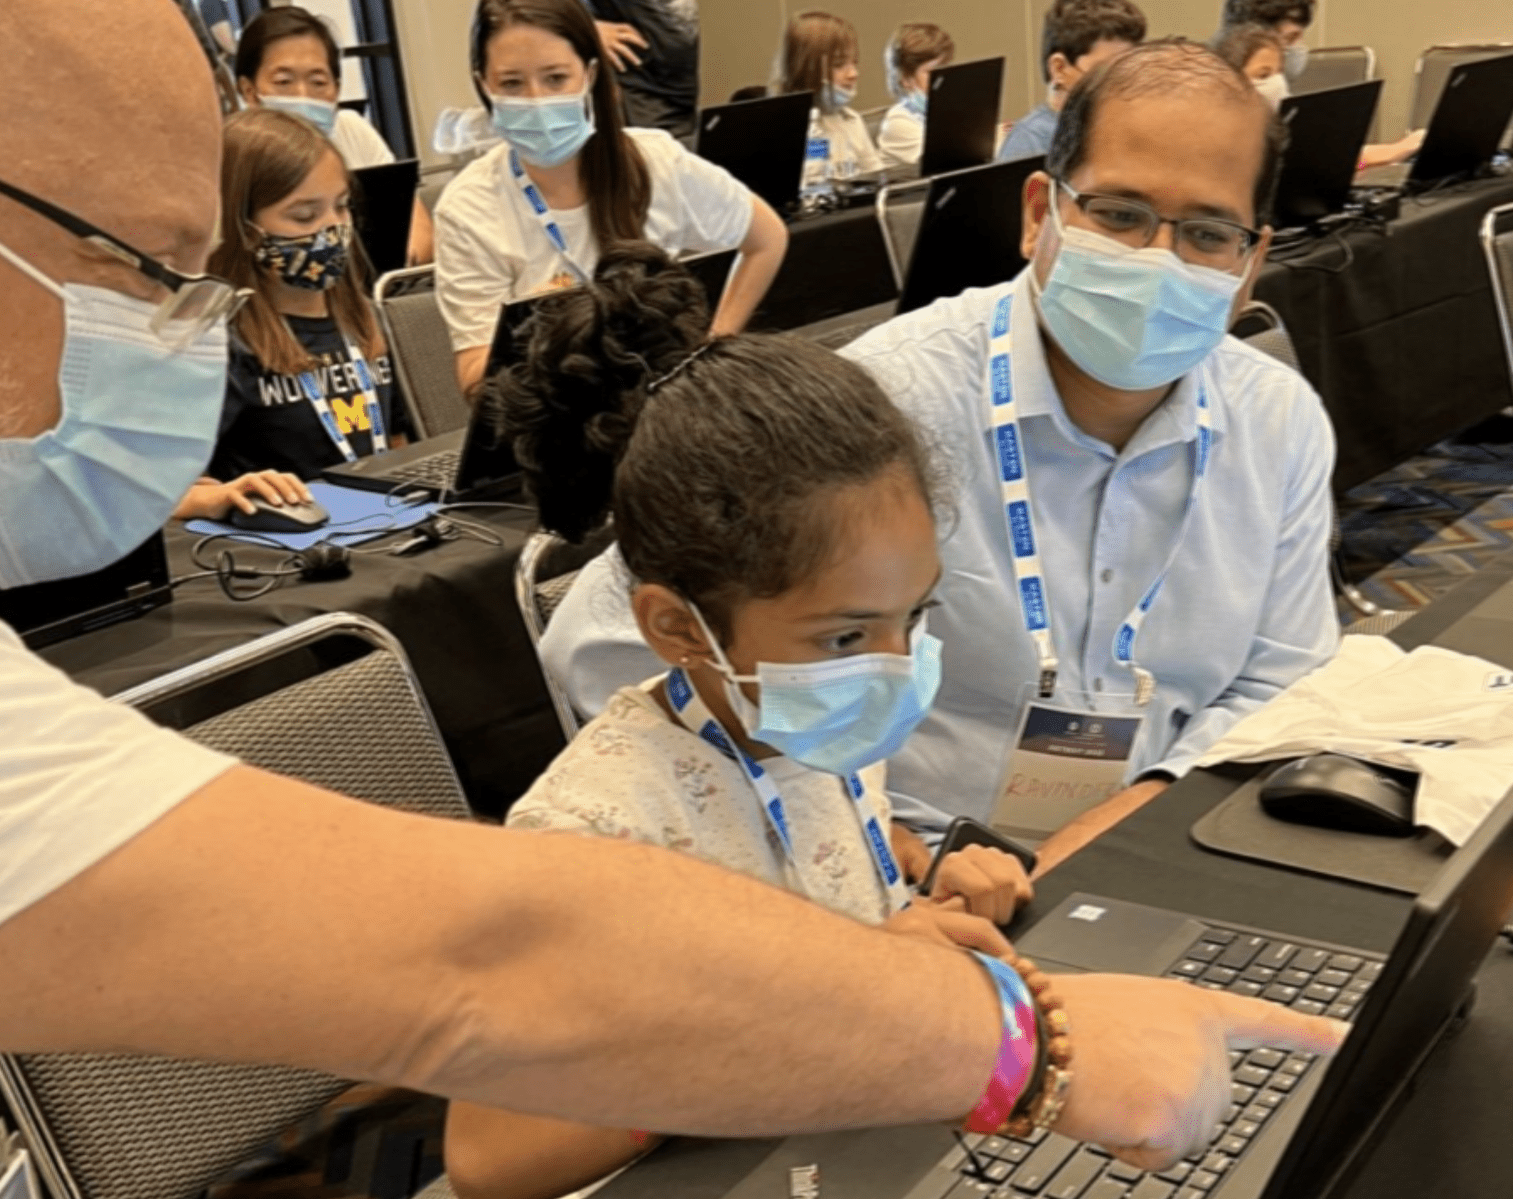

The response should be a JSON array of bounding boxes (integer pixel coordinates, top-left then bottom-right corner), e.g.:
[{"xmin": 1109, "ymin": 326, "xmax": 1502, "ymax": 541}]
[
  {"xmin": 802, "ymin": 106, "xmax": 884, "ymax": 190},
  {"xmin": 0, "ymin": 623, "xmax": 236, "ymax": 927},
  {"xmin": 329, "ymin": 108, "xmax": 396, "ymax": 171},
  {"xmin": 433, "ymin": 128, "xmax": 755, "ymax": 352},
  {"xmin": 877, "ymin": 101, "xmax": 923, "ymax": 169},
  {"xmin": 506, "ymin": 681, "xmax": 901, "ymax": 926}
]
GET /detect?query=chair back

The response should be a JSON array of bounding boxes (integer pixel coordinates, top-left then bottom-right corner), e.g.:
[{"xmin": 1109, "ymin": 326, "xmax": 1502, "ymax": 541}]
[
  {"xmin": 1291, "ymin": 45, "xmax": 1375, "ymax": 95},
  {"xmin": 375, "ymin": 266, "xmax": 472, "ymax": 440},
  {"xmin": 1232, "ymin": 300, "xmax": 1301, "ymax": 373},
  {"xmin": 875, "ymin": 177, "xmax": 932, "ymax": 289},
  {"xmin": 1483, "ymin": 204, "xmax": 1513, "ymax": 399},
  {"xmin": 515, "ymin": 530, "xmax": 616, "ymax": 741},
  {"xmin": 1409, "ymin": 44, "xmax": 1513, "ymax": 133},
  {"xmin": 0, "ymin": 615, "xmax": 472, "ymax": 1199}
]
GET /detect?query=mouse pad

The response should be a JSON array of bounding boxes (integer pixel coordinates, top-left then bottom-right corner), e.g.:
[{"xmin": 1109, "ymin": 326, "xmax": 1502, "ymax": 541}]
[
  {"xmin": 1191, "ymin": 768, "xmax": 1452, "ymax": 895},
  {"xmin": 185, "ymin": 481, "xmax": 438, "ymax": 552}
]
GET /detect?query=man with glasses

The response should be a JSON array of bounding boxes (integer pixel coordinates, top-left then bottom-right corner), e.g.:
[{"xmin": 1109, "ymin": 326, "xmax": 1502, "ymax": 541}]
[
  {"xmin": 538, "ymin": 38, "xmax": 1335, "ymax": 881},
  {"xmin": 842, "ymin": 37, "xmax": 1336, "ymax": 871}
]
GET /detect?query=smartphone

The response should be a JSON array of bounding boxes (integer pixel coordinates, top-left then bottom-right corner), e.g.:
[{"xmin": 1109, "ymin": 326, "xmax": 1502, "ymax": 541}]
[{"xmin": 919, "ymin": 816, "xmax": 1038, "ymax": 894}]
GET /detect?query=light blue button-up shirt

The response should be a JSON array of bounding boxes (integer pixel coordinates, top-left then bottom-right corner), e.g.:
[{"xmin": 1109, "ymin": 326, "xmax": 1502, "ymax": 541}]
[
  {"xmin": 996, "ymin": 103, "xmax": 1059, "ymax": 162},
  {"xmin": 539, "ymin": 272, "xmax": 1340, "ymax": 835}
]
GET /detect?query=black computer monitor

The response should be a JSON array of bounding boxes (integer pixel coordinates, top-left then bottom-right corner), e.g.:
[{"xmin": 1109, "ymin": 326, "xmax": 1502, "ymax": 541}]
[
  {"xmin": 695, "ymin": 92, "xmax": 813, "ymax": 214},
  {"xmin": 0, "ymin": 532, "xmax": 171, "ymax": 649},
  {"xmin": 351, "ymin": 158, "xmax": 420, "ymax": 279},
  {"xmin": 920, "ymin": 57, "xmax": 1005, "ymax": 178},
  {"xmin": 1274, "ymin": 80, "xmax": 1384, "ymax": 228},
  {"xmin": 897, "ymin": 155, "xmax": 1044, "ymax": 315},
  {"xmin": 1411, "ymin": 51, "xmax": 1513, "ymax": 187}
]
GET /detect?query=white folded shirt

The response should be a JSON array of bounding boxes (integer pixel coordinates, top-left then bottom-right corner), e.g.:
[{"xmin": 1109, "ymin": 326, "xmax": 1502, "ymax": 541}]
[{"xmin": 1195, "ymin": 635, "xmax": 1513, "ymax": 846}]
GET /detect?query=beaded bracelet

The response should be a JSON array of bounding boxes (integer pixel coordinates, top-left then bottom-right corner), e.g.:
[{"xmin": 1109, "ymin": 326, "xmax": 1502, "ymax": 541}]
[{"xmin": 963, "ymin": 950, "xmax": 1074, "ymax": 1137}]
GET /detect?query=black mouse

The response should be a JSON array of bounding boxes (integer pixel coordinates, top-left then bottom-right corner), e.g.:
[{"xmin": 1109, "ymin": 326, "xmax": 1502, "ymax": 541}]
[
  {"xmin": 228, "ymin": 496, "xmax": 330, "ymax": 534},
  {"xmin": 1258, "ymin": 753, "xmax": 1416, "ymax": 837}
]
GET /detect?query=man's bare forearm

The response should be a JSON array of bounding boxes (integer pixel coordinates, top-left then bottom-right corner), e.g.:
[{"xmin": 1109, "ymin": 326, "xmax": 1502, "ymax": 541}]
[{"xmin": 0, "ymin": 767, "xmax": 1000, "ymax": 1134}]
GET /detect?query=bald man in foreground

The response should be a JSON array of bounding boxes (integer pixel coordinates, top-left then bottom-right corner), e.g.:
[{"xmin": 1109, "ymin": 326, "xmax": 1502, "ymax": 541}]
[{"xmin": 0, "ymin": 0, "xmax": 1342, "ymax": 1171}]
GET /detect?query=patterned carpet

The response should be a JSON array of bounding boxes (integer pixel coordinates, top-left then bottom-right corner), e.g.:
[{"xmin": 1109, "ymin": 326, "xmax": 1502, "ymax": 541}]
[{"xmin": 205, "ymin": 419, "xmax": 1513, "ymax": 1199}]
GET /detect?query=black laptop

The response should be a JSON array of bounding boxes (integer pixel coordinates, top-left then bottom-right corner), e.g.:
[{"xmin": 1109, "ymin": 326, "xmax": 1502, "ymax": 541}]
[
  {"xmin": 1358, "ymin": 52, "xmax": 1513, "ymax": 190},
  {"xmin": 897, "ymin": 155, "xmax": 1044, "ymax": 314},
  {"xmin": 1273, "ymin": 80, "xmax": 1384, "ymax": 229},
  {"xmin": 920, "ymin": 57, "xmax": 1005, "ymax": 179},
  {"xmin": 351, "ymin": 158, "xmax": 420, "ymax": 278},
  {"xmin": 695, "ymin": 92, "xmax": 813, "ymax": 214},
  {"xmin": 0, "ymin": 532, "xmax": 171, "ymax": 649},
  {"xmin": 595, "ymin": 786, "xmax": 1513, "ymax": 1199}
]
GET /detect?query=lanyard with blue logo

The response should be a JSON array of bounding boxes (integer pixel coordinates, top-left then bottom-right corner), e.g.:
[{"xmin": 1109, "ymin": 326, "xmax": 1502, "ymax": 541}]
[
  {"xmin": 663, "ymin": 666, "xmax": 910, "ymax": 911},
  {"xmin": 298, "ymin": 336, "xmax": 387, "ymax": 464},
  {"xmin": 983, "ymin": 284, "xmax": 1214, "ymax": 706},
  {"xmin": 508, "ymin": 149, "xmax": 590, "ymax": 286}
]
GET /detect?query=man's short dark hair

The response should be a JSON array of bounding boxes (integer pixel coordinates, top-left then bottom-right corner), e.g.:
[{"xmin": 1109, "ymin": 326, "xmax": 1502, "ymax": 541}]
[
  {"xmin": 1220, "ymin": 0, "xmax": 1314, "ymax": 30},
  {"xmin": 1046, "ymin": 38, "xmax": 1289, "ymax": 226},
  {"xmin": 1041, "ymin": 0, "xmax": 1148, "ymax": 82}
]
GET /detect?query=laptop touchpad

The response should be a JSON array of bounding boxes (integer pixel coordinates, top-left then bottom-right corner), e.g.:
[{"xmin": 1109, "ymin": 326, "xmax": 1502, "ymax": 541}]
[{"xmin": 1013, "ymin": 893, "xmax": 1211, "ymax": 976}]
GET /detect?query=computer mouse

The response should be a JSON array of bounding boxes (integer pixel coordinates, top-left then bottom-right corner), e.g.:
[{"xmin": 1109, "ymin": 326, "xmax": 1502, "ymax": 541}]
[
  {"xmin": 228, "ymin": 497, "xmax": 330, "ymax": 534},
  {"xmin": 1258, "ymin": 753, "xmax": 1416, "ymax": 837}
]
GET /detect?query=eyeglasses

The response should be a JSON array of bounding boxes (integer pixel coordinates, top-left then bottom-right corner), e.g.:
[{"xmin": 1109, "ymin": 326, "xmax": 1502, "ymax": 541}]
[
  {"xmin": 0, "ymin": 176, "xmax": 250, "ymax": 350},
  {"xmin": 1055, "ymin": 179, "xmax": 1262, "ymax": 270}
]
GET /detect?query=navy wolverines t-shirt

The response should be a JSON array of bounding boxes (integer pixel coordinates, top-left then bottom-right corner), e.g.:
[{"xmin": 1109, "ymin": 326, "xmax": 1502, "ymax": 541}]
[{"xmin": 210, "ymin": 314, "xmax": 398, "ymax": 482}]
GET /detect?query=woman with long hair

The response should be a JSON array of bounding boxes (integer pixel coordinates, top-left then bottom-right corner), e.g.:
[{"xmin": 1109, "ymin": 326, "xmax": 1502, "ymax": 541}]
[
  {"xmin": 778, "ymin": 11, "xmax": 882, "ymax": 191},
  {"xmin": 435, "ymin": 0, "xmax": 787, "ymax": 396}
]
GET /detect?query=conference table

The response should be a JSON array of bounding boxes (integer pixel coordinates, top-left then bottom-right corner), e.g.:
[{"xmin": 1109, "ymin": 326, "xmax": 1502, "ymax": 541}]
[
  {"xmin": 41, "ymin": 510, "xmax": 561, "ymax": 822},
  {"xmin": 766, "ymin": 171, "xmax": 1513, "ymax": 494}
]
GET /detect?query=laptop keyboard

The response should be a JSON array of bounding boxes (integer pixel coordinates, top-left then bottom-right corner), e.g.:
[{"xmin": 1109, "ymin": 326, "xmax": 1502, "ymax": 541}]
[
  {"xmin": 383, "ymin": 448, "xmax": 460, "ymax": 490},
  {"xmin": 923, "ymin": 927, "xmax": 1382, "ymax": 1199}
]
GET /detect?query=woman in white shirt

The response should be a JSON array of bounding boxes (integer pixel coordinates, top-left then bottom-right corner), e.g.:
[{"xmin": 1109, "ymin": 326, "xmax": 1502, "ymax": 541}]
[
  {"xmin": 878, "ymin": 22, "xmax": 955, "ymax": 171},
  {"xmin": 437, "ymin": 0, "xmax": 788, "ymax": 395},
  {"xmin": 777, "ymin": 11, "xmax": 882, "ymax": 191},
  {"xmin": 234, "ymin": 5, "xmax": 435, "ymax": 264}
]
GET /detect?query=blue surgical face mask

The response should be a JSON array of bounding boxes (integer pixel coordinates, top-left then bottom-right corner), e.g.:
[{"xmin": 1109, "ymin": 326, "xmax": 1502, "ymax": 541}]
[
  {"xmin": 258, "ymin": 93, "xmax": 339, "ymax": 138},
  {"xmin": 824, "ymin": 82, "xmax": 856, "ymax": 111},
  {"xmin": 902, "ymin": 89, "xmax": 928, "ymax": 119},
  {"xmin": 0, "ymin": 239, "xmax": 228, "ymax": 588},
  {"xmin": 1283, "ymin": 43, "xmax": 1309, "ymax": 81},
  {"xmin": 694, "ymin": 607, "xmax": 943, "ymax": 777},
  {"xmin": 1031, "ymin": 189, "xmax": 1246, "ymax": 392},
  {"xmin": 489, "ymin": 84, "xmax": 597, "ymax": 168}
]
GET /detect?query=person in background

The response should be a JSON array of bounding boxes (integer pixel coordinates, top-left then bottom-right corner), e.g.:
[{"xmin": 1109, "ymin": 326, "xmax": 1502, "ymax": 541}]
[
  {"xmin": 998, "ymin": 0, "xmax": 1145, "ymax": 163},
  {"xmin": 436, "ymin": 0, "xmax": 786, "ymax": 396},
  {"xmin": 878, "ymin": 22, "xmax": 955, "ymax": 170},
  {"xmin": 1210, "ymin": 20, "xmax": 1424, "ymax": 166},
  {"xmin": 778, "ymin": 11, "xmax": 882, "ymax": 193},
  {"xmin": 1219, "ymin": 0, "xmax": 1312, "ymax": 80},
  {"xmin": 586, "ymin": 0, "xmax": 699, "ymax": 138},
  {"xmin": 447, "ymin": 243, "xmax": 1032, "ymax": 1199},
  {"xmin": 235, "ymin": 5, "xmax": 434, "ymax": 264},
  {"xmin": 0, "ymin": 0, "xmax": 1348, "ymax": 1164},
  {"xmin": 175, "ymin": 107, "xmax": 398, "ymax": 516}
]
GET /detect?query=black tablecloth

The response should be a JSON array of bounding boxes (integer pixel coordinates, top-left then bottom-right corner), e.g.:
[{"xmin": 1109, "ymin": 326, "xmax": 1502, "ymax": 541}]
[
  {"xmin": 42, "ymin": 513, "xmax": 562, "ymax": 821},
  {"xmin": 1254, "ymin": 174, "xmax": 1513, "ymax": 492},
  {"xmin": 1025, "ymin": 565, "xmax": 1513, "ymax": 1199}
]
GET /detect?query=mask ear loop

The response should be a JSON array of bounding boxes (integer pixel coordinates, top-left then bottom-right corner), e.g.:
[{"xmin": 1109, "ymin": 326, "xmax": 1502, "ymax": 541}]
[
  {"xmin": 684, "ymin": 601, "xmax": 758, "ymax": 685},
  {"xmin": 0, "ymin": 238, "xmax": 66, "ymax": 300}
]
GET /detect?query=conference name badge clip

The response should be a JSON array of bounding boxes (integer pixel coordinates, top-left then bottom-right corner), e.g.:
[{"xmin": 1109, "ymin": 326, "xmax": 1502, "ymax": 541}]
[{"xmin": 1038, "ymin": 667, "xmax": 1057, "ymax": 700}]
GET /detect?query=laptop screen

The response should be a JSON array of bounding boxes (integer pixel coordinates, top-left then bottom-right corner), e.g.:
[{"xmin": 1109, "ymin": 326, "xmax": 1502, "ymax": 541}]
[
  {"xmin": 1273, "ymin": 80, "xmax": 1383, "ymax": 229},
  {"xmin": 351, "ymin": 159, "xmax": 420, "ymax": 279},
  {"xmin": 696, "ymin": 92, "xmax": 814, "ymax": 214},
  {"xmin": 0, "ymin": 532, "xmax": 171, "ymax": 649},
  {"xmin": 1412, "ymin": 52, "xmax": 1513, "ymax": 185},
  {"xmin": 920, "ymin": 57, "xmax": 1005, "ymax": 178}
]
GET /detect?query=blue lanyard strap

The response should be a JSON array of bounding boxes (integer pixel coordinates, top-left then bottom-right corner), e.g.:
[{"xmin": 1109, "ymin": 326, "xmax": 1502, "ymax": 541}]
[
  {"xmin": 983, "ymin": 284, "xmax": 1213, "ymax": 706},
  {"xmin": 665, "ymin": 667, "xmax": 908, "ymax": 908},
  {"xmin": 297, "ymin": 336, "xmax": 387, "ymax": 464},
  {"xmin": 508, "ymin": 150, "xmax": 590, "ymax": 285}
]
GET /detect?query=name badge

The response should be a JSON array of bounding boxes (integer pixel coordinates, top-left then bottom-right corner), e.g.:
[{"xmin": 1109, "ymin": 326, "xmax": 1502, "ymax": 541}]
[{"xmin": 991, "ymin": 690, "xmax": 1144, "ymax": 845}]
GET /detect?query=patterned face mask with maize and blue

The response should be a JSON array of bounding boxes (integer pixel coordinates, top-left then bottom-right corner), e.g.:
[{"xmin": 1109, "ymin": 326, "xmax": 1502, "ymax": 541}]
[{"xmin": 254, "ymin": 222, "xmax": 353, "ymax": 291}]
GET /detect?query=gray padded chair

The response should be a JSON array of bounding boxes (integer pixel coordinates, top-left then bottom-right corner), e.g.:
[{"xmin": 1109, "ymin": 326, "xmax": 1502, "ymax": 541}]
[
  {"xmin": 0, "ymin": 614, "xmax": 472, "ymax": 1199},
  {"xmin": 375, "ymin": 266, "xmax": 473, "ymax": 441},
  {"xmin": 1290, "ymin": 45, "xmax": 1375, "ymax": 95},
  {"xmin": 1408, "ymin": 44, "xmax": 1513, "ymax": 133},
  {"xmin": 875, "ymin": 176, "xmax": 932, "ymax": 290},
  {"xmin": 515, "ymin": 528, "xmax": 618, "ymax": 741},
  {"xmin": 1231, "ymin": 302, "xmax": 1408, "ymax": 630},
  {"xmin": 1481, "ymin": 203, "xmax": 1513, "ymax": 398}
]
